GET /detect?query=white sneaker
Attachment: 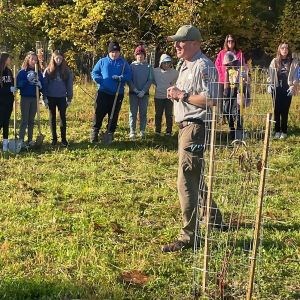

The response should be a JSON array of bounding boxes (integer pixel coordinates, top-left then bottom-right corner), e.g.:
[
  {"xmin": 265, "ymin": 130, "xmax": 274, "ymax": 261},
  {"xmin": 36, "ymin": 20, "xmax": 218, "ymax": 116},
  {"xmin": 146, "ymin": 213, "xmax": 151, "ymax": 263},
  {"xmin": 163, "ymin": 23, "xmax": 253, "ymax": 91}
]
[
  {"xmin": 129, "ymin": 132, "xmax": 136, "ymax": 140},
  {"xmin": 2, "ymin": 139, "xmax": 9, "ymax": 152},
  {"xmin": 274, "ymin": 132, "xmax": 281, "ymax": 139},
  {"xmin": 280, "ymin": 133, "xmax": 287, "ymax": 139}
]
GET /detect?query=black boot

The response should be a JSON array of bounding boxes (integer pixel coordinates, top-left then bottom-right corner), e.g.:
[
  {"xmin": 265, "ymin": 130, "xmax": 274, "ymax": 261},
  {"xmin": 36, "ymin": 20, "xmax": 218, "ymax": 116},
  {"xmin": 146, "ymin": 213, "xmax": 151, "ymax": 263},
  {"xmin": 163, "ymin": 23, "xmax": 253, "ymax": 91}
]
[
  {"xmin": 90, "ymin": 129, "xmax": 99, "ymax": 143},
  {"xmin": 61, "ymin": 127, "xmax": 68, "ymax": 147},
  {"xmin": 51, "ymin": 127, "xmax": 58, "ymax": 146}
]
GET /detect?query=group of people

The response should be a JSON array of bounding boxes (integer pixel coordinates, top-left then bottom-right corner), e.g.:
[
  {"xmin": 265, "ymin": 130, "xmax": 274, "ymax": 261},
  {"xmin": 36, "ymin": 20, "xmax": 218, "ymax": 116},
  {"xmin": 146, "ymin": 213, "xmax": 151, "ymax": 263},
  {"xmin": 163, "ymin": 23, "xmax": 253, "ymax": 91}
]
[
  {"xmin": 0, "ymin": 24, "xmax": 299, "ymax": 253},
  {"xmin": 90, "ymin": 41, "xmax": 179, "ymax": 143},
  {"xmin": 0, "ymin": 32, "xmax": 298, "ymax": 152},
  {"xmin": 0, "ymin": 49, "xmax": 73, "ymax": 150},
  {"xmin": 87, "ymin": 33, "xmax": 300, "ymax": 146}
]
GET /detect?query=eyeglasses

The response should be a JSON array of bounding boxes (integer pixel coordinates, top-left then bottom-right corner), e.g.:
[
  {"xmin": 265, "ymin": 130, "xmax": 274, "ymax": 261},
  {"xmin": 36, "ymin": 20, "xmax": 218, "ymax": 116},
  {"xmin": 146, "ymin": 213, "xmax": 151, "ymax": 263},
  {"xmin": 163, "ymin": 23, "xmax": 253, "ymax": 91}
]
[{"xmin": 227, "ymin": 40, "xmax": 235, "ymax": 43}]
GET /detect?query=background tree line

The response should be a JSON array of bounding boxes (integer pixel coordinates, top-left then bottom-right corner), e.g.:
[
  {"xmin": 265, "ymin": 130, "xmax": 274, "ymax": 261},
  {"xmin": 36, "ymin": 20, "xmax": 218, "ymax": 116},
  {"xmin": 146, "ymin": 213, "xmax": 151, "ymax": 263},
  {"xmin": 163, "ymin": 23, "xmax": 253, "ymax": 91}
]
[{"xmin": 0, "ymin": 0, "xmax": 299, "ymax": 75}]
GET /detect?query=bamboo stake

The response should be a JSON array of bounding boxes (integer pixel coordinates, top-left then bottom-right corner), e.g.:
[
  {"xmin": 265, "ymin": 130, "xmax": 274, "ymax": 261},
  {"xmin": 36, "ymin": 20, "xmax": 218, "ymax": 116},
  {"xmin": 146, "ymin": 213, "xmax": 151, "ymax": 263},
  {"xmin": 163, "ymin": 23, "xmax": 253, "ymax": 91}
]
[
  {"xmin": 239, "ymin": 53, "xmax": 244, "ymax": 116},
  {"xmin": 254, "ymin": 67, "xmax": 257, "ymax": 106},
  {"xmin": 202, "ymin": 106, "xmax": 217, "ymax": 294},
  {"xmin": 13, "ymin": 65, "xmax": 17, "ymax": 137},
  {"xmin": 246, "ymin": 113, "xmax": 272, "ymax": 300}
]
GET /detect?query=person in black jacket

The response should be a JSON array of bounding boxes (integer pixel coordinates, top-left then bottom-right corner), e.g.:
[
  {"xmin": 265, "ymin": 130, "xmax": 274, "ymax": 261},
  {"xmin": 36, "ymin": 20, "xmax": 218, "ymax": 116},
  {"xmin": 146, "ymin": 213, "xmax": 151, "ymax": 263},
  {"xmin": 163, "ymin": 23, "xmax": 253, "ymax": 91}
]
[{"xmin": 0, "ymin": 52, "xmax": 16, "ymax": 152}]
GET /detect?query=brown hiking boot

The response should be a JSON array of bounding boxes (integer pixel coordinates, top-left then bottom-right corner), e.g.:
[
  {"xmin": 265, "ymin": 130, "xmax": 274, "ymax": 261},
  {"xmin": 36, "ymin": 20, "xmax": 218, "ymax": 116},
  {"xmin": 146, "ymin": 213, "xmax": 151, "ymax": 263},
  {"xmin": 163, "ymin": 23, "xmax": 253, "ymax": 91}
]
[{"xmin": 161, "ymin": 240, "xmax": 192, "ymax": 252}]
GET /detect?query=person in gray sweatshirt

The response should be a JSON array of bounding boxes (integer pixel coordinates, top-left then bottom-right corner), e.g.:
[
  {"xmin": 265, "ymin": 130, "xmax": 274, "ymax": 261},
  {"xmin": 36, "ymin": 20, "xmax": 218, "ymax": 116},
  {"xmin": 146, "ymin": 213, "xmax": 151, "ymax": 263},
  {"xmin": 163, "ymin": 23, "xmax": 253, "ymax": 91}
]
[
  {"xmin": 128, "ymin": 45, "xmax": 153, "ymax": 139},
  {"xmin": 153, "ymin": 54, "xmax": 178, "ymax": 135},
  {"xmin": 43, "ymin": 50, "xmax": 73, "ymax": 146}
]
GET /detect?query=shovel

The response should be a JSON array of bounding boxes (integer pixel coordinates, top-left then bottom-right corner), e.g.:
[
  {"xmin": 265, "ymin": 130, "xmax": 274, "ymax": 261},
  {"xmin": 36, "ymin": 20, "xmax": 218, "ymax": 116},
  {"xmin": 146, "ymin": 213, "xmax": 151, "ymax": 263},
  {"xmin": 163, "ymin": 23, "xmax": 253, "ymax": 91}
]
[
  {"xmin": 35, "ymin": 63, "xmax": 45, "ymax": 147},
  {"xmin": 102, "ymin": 81, "xmax": 122, "ymax": 145},
  {"xmin": 102, "ymin": 63, "xmax": 125, "ymax": 145},
  {"xmin": 8, "ymin": 65, "xmax": 22, "ymax": 154}
]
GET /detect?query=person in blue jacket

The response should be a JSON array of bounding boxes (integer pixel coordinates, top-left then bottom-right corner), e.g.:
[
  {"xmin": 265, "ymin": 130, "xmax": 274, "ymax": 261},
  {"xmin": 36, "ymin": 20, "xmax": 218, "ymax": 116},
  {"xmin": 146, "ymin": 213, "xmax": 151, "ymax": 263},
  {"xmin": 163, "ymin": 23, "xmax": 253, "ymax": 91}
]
[
  {"xmin": 17, "ymin": 51, "xmax": 44, "ymax": 148},
  {"xmin": 90, "ymin": 41, "xmax": 131, "ymax": 143}
]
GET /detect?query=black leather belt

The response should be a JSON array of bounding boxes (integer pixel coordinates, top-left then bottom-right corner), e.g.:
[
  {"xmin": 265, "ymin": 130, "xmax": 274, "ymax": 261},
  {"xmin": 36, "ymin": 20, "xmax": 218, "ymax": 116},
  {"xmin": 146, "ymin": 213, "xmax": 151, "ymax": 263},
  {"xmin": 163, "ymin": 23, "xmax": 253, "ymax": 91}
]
[{"xmin": 178, "ymin": 119, "xmax": 203, "ymax": 129}]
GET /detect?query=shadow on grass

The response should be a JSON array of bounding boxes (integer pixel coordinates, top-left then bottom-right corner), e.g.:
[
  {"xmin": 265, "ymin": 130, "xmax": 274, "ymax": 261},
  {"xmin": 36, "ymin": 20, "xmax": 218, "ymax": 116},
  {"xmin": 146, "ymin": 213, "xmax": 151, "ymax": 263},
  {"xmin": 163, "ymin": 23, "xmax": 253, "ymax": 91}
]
[
  {"xmin": 0, "ymin": 278, "xmax": 127, "ymax": 300},
  {"xmin": 0, "ymin": 278, "xmax": 87, "ymax": 300},
  {"xmin": 207, "ymin": 220, "xmax": 300, "ymax": 252},
  {"xmin": 6, "ymin": 133, "xmax": 179, "ymax": 156},
  {"xmin": 263, "ymin": 221, "xmax": 300, "ymax": 232},
  {"xmin": 287, "ymin": 125, "xmax": 300, "ymax": 135}
]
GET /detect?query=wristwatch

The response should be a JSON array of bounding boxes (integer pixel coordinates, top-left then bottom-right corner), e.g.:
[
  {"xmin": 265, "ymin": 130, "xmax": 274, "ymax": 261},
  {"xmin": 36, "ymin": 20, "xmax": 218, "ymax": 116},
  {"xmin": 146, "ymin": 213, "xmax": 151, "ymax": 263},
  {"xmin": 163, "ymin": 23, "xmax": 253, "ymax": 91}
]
[{"xmin": 181, "ymin": 91, "xmax": 189, "ymax": 103}]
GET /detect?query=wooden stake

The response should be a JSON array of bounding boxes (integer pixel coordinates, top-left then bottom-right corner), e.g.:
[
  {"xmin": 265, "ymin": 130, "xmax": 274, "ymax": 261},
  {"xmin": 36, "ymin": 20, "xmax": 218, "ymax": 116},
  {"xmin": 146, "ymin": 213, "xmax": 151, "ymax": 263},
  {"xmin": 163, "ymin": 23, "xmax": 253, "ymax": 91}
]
[
  {"xmin": 239, "ymin": 53, "xmax": 244, "ymax": 116},
  {"xmin": 246, "ymin": 113, "xmax": 272, "ymax": 300},
  {"xmin": 253, "ymin": 67, "xmax": 257, "ymax": 108},
  {"xmin": 202, "ymin": 106, "xmax": 217, "ymax": 294},
  {"xmin": 13, "ymin": 65, "xmax": 17, "ymax": 139}
]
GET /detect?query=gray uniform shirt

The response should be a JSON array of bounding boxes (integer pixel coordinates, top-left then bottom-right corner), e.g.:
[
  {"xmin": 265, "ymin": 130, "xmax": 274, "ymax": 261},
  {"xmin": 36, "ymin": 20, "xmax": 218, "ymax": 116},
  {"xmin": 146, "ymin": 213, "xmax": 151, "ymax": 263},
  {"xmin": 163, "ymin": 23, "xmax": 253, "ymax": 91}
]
[{"xmin": 173, "ymin": 50, "xmax": 218, "ymax": 123}]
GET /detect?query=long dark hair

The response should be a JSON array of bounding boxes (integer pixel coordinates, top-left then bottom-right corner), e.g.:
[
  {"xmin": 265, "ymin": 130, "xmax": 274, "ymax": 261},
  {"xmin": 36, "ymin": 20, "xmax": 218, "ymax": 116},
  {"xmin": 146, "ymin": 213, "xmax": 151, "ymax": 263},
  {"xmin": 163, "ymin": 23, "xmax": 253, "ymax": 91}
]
[
  {"xmin": 46, "ymin": 50, "xmax": 69, "ymax": 80},
  {"xmin": 0, "ymin": 52, "xmax": 10, "ymax": 87},
  {"xmin": 275, "ymin": 42, "xmax": 292, "ymax": 71},
  {"xmin": 223, "ymin": 34, "xmax": 239, "ymax": 52},
  {"xmin": 37, "ymin": 48, "xmax": 47, "ymax": 71}
]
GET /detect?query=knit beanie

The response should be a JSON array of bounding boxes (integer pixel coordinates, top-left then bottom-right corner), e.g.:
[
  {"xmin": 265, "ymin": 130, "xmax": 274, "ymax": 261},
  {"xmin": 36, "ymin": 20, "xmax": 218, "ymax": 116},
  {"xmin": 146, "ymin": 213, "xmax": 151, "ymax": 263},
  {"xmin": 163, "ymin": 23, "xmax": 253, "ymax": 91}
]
[
  {"xmin": 108, "ymin": 41, "xmax": 121, "ymax": 53},
  {"xmin": 134, "ymin": 45, "xmax": 146, "ymax": 56}
]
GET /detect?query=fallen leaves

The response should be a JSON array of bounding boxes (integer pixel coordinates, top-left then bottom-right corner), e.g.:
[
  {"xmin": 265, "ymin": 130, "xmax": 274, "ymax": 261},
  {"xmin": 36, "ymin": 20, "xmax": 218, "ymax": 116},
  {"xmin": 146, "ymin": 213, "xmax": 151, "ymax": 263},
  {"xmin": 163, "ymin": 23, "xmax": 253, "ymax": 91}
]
[
  {"xmin": 121, "ymin": 270, "xmax": 149, "ymax": 285},
  {"xmin": 111, "ymin": 221, "xmax": 125, "ymax": 234}
]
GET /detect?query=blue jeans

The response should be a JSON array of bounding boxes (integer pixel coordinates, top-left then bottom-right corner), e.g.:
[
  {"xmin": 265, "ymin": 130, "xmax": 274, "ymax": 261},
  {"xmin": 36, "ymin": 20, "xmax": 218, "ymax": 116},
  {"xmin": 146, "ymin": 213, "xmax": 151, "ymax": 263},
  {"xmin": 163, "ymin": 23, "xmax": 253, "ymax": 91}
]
[{"xmin": 129, "ymin": 93, "xmax": 149, "ymax": 133}]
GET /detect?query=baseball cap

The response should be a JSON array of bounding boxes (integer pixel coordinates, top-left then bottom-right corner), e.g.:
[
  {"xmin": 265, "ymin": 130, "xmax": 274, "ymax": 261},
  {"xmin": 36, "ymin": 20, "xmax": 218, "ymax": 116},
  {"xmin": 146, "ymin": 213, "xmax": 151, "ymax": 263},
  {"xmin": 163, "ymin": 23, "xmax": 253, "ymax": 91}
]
[
  {"xmin": 167, "ymin": 25, "xmax": 202, "ymax": 42},
  {"xmin": 159, "ymin": 54, "xmax": 172, "ymax": 66}
]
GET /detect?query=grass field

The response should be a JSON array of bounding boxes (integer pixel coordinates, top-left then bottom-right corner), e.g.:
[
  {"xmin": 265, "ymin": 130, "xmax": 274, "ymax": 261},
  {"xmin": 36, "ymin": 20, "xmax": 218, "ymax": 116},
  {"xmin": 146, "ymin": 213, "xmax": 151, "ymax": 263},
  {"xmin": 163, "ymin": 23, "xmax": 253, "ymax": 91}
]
[{"xmin": 0, "ymin": 83, "xmax": 299, "ymax": 300}]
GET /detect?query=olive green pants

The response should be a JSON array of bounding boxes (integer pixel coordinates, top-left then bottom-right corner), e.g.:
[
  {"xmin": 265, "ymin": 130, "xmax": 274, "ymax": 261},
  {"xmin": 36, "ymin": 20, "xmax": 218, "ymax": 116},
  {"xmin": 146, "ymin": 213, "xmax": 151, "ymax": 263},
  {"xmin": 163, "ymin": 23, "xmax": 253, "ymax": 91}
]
[{"xmin": 177, "ymin": 123, "xmax": 223, "ymax": 244}]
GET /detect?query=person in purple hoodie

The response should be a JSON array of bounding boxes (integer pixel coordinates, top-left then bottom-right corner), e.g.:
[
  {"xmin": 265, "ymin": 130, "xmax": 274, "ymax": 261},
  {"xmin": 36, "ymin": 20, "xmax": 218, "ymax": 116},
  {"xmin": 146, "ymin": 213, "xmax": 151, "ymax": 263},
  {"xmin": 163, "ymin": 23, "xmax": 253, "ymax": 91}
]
[
  {"xmin": 43, "ymin": 50, "xmax": 73, "ymax": 147},
  {"xmin": 90, "ymin": 41, "xmax": 131, "ymax": 143},
  {"xmin": 0, "ymin": 52, "xmax": 16, "ymax": 152},
  {"xmin": 17, "ymin": 51, "xmax": 44, "ymax": 148}
]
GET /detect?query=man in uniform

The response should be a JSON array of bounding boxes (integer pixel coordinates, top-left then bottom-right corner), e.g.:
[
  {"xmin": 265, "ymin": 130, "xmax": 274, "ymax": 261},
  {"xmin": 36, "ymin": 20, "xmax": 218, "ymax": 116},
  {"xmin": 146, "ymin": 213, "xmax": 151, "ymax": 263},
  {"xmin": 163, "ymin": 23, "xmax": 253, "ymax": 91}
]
[{"xmin": 162, "ymin": 25, "xmax": 224, "ymax": 252}]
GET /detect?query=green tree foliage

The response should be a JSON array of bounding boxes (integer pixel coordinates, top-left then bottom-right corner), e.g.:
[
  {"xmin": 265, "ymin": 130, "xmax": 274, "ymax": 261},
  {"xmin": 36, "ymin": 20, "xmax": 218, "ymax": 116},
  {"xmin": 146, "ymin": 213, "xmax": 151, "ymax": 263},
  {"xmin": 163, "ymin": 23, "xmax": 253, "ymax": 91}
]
[
  {"xmin": 1, "ymin": 0, "xmax": 299, "ymax": 71},
  {"xmin": 273, "ymin": 0, "xmax": 300, "ymax": 52},
  {"xmin": 0, "ymin": 3, "xmax": 37, "ymax": 60},
  {"xmin": 29, "ymin": 0, "xmax": 159, "ymax": 70}
]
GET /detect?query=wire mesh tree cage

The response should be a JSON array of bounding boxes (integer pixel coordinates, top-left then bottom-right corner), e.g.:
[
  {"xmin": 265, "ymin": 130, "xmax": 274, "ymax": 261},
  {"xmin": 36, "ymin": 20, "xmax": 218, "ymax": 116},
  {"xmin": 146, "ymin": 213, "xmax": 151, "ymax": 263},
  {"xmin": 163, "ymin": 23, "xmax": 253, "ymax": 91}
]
[{"xmin": 191, "ymin": 64, "xmax": 299, "ymax": 299}]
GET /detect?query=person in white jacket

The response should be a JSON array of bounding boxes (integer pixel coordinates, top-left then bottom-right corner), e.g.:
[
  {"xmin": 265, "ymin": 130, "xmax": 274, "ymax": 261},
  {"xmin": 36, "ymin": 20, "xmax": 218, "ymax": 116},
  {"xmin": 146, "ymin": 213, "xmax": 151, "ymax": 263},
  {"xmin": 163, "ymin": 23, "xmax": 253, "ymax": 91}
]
[{"xmin": 153, "ymin": 54, "xmax": 178, "ymax": 135}]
